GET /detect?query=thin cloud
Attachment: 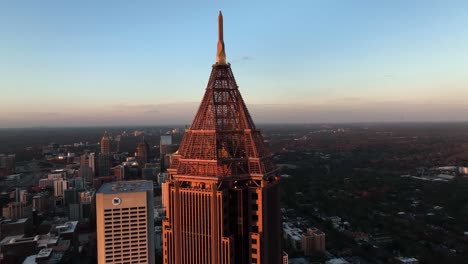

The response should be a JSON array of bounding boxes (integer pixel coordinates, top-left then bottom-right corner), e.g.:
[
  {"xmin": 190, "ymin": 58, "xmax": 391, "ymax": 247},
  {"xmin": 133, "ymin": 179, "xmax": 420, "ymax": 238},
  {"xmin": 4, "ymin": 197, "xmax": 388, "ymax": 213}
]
[
  {"xmin": 342, "ymin": 97, "xmax": 362, "ymax": 101},
  {"xmin": 145, "ymin": 110, "xmax": 160, "ymax": 113},
  {"xmin": 231, "ymin": 56, "xmax": 254, "ymax": 63}
]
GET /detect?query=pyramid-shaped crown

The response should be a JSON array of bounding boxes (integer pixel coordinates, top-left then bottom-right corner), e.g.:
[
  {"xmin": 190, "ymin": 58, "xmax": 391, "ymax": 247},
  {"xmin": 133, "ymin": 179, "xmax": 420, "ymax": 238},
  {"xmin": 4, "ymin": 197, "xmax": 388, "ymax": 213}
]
[{"xmin": 169, "ymin": 64, "xmax": 276, "ymax": 179}]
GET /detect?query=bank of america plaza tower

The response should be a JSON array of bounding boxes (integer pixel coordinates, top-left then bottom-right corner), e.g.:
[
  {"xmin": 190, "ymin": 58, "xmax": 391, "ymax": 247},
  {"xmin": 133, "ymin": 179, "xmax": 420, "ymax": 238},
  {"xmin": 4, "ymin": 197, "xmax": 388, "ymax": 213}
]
[{"xmin": 162, "ymin": 11, "xmax": 282, "ymax": 264}]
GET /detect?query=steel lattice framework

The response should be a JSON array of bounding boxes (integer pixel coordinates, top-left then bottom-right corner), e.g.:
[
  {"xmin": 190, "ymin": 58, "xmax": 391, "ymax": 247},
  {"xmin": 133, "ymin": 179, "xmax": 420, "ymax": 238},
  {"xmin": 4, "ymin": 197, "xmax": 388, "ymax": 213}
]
[{"xmin": 170, "ymin": 64, "xmax": 277, "ymax": 180}]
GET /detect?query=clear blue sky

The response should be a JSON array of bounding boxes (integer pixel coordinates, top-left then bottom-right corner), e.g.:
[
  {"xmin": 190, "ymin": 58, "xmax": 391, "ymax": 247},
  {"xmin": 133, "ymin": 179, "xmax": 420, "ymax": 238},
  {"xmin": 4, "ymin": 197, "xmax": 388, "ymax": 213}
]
[{"xmin": 1, "ymin": 0, "xmax": 468, "ymax": 127}]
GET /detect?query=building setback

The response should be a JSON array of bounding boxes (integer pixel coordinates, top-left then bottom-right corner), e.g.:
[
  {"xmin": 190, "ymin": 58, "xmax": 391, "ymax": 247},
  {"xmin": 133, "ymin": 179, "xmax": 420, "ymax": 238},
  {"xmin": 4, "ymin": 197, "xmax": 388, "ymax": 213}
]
[{"xmin": 162, "ymin": 11, "xmax": 282, "ymax": 264}]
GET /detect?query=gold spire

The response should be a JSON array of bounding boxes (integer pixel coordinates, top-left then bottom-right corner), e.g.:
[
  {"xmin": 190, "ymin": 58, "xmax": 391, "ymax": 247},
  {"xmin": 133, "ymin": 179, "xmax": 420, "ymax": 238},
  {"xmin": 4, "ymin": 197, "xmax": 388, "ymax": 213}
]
[{"xmin": 216, "ymin": 10, "xmax": 226, "ymax": 64}]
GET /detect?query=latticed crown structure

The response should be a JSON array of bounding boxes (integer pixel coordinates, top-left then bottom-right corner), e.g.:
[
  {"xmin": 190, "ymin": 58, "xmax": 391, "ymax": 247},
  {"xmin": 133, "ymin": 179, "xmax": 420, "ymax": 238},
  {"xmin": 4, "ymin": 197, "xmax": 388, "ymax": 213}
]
[{"xmin": 170, "ymin": 64, "xmax": 277, "ymax": 179}]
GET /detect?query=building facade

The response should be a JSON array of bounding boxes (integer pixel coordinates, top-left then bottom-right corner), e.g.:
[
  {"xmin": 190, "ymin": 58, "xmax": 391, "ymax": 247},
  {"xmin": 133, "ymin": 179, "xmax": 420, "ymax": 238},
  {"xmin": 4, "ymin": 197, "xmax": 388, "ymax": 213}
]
[
  {"xmin": 301, "ymin": 227, "xmax": 326, "ymax": 255},
  {"xmin": 162, "ymin": 12, "xmax": 282, "ymax": 264},
  {"xmin": 98, "ymin": 153, "xmax": 112, "ymax": 177},
  {"xmin": 2, "ymin": 202, "xmax": 32, "ymax": 220},
  {"xmin": 54, "ymin": 179, "xmax": 69, "ymax": 198},
  {"xmin": 101, "ymin": 131, "xmax": 111, "ymax": 154},
  {"xmin": 98, "ymin": 132, "xmax": 113, "ymax": 177},
  {"xmin": 96, "ymin": 181, "xmax": 155, "ymax": 264}
]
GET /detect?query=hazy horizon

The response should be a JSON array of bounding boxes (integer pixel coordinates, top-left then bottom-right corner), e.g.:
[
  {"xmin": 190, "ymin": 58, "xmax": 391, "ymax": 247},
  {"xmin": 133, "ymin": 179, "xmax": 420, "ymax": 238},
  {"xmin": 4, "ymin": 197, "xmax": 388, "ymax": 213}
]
[
  {"xmin": 2, "ymin": 1, "xmax": 468, "ymax": 127},
  {"xmin": 1, "ymin": 100, "xmax": 468, "ymax": 129}
]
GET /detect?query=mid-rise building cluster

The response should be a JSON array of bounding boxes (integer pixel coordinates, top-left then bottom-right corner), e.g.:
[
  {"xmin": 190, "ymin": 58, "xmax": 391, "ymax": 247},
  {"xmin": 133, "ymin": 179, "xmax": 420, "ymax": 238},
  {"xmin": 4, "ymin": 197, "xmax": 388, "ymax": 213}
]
[{"xmin": 0, "ymin": 128, "xmax": 183, "ymax": 263}]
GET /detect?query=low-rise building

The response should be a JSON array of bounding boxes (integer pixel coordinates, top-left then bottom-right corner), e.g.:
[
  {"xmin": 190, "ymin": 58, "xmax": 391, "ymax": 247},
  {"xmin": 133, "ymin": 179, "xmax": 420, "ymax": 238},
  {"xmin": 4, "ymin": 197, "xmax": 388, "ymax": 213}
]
[
  {"xmin": 0, "ymin": 218, "xmax": 32, "ymax": 240},
  {"xmin": 0, "ymin": 235, "xmax": 37, "ymax": 263},
  {"xmin": 283, "ymin": 222, "xmax": 303, "ymax": 250}
]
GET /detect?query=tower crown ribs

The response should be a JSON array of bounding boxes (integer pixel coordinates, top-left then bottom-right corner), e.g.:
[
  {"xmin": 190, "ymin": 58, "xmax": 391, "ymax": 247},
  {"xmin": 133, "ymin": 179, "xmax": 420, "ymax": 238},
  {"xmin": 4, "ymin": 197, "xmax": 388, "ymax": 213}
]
[{"xmin": 171, "ymin": 58, "xmax": 275, "ymax": 179}]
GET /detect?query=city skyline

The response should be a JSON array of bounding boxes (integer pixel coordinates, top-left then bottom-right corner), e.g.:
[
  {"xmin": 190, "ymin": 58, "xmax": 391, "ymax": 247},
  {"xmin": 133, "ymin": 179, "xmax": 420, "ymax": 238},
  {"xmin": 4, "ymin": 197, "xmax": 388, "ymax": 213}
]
[
  {"xmin": 2, "ymin": 1, "xmax": 468, "ymax": 127},
  {"xmin": 1, "ymin": 3, "xmax": 467, "ymax": 264}
]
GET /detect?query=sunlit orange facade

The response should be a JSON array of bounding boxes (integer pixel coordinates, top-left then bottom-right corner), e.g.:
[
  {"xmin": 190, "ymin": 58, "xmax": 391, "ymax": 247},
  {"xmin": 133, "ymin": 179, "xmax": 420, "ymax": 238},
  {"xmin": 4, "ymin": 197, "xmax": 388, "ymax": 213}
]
[
  {"xmin": 101, "ymin": 131, "xmax": 111, "ymax": 154},
  {"xmin": 162, "ymin": 11, "xmax": 282, "ymax": 264}
]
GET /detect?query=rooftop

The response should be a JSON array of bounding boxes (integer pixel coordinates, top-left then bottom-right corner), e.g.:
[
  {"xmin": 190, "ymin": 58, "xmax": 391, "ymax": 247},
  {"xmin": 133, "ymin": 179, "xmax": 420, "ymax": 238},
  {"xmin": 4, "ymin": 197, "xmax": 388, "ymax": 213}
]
[
  {"xmin": 1, "ymin": 218, "xmax": 28, "ymax": 225},
  {"xmin": 55, "ymin": 221, "xmax": 78, "ymax": 234},
  {"xmin": 23, "ymin": 250, "xmax": 65, "ymax": 264},
  {"xmin": 37, "ymin": 235, "xmax": 58, "ymax": 248},
  {"xmin": 37, "ymin": 248, "xmax": 53, "ymax": 259},
  {"xmin": 98, "ymin": 180, "xmax": 153, "ymax": 194},
  {"xmin": 396, "ymin": 257, "xmax": 419, "ymax": 263},
  {"xmin": 0, "ymin": 235, "xmax": 25, "ymax": 245}
]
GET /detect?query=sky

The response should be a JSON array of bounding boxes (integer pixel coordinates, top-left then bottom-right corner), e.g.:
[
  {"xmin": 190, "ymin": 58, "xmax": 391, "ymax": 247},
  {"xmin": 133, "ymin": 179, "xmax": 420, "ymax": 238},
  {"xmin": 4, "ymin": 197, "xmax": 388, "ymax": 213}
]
[{"xmin": 1, "ymin": 0, "xmax": 468, "ymax": 128}]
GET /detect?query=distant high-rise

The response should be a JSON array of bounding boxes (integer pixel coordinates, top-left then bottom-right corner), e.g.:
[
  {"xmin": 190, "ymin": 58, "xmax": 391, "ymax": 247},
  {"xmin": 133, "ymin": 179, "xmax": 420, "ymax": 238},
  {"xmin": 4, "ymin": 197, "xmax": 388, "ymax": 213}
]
[
  {"xmin": 54, "ymin": 179, "xmax": 69, "ymax": 198},
  {"xmin": 98, "ymin": 132, "xmax": 113, "ymax": 177},
  {"xmin": 162, "ymin": 11, "xmax": 282, "ymax": 264},
  {"xmin": 80, "ymin": 153, "xmax": 95, "ymax": 183},
  {"xmin": 100, "ymin": 131, "xmax": 111, "ymax": 154},
  {"xmin": 136, "ymin": 136, "xmax": 150, "ymax": 168},
  {"xmin": 98, "ymin": 153, "xmax": 112, "ymax": 177},
  {"xmin": 301, "ymin": 227, "xmax": 326, "ymax": 256},
  {"xmin": 89, "ymin": 153, "xmax": 96, "ymax": 174},
  {"xmin": 96, "ymin": 181, "xmax": 155, "ymax": 264},
  {"xmin": 160, "ymin": 135, "xmax": 178, "ymax": 171}
]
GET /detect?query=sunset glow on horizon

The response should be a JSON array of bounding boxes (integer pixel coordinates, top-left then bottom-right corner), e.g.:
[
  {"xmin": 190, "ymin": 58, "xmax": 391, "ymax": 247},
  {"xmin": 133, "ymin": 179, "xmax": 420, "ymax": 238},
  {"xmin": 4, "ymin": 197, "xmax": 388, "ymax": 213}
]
[{"xmin": 1, "ymin": 1, "xmax": 468, "ymax": 128}]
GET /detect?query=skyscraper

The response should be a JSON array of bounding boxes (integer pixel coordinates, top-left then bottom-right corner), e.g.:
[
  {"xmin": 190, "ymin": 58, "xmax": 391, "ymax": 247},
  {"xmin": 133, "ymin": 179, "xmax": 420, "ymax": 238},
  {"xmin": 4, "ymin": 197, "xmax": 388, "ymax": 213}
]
[
  {"xmin": 101, "ymin": 131, "xmax": 111, "ymax": 154},
  {"xmin": 98, "ymin": 153, "xmax": 112, "ymax": 177},
  {"xmin": 162, "ymin": 11, "xmax": 282, "ymax": 264},
  {"xmin": 96, "ymin": 181, "xmax": 155, "ymax": 264},
  {"xmin": 99, "ymin": 131, "xmax": 112, "ymax": 177},
  {"xmin": 80, "ymin": 152, "xmax": 95, "ymax": 183},
  {"xmin": 136, "ymin": 136, "xmax": 150, "ymax": 168}
]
